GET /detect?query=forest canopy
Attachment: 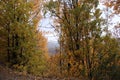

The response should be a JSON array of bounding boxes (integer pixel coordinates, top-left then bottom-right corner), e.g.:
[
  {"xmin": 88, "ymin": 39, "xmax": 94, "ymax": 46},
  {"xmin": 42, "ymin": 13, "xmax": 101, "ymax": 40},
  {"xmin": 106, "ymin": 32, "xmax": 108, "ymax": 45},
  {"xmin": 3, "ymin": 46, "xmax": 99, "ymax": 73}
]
[{"xmin": 0, "ymin": 0, "xmax": 120, "ymax": 80}]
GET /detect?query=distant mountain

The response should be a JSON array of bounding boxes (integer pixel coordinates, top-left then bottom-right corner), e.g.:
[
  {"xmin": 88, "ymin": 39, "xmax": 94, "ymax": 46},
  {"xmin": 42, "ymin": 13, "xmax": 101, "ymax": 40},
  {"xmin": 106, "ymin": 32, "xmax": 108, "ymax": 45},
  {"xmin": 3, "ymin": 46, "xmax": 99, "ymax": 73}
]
[{"xmin": 47, "ymin": 41, "xmax": 59, "ymax": 54}]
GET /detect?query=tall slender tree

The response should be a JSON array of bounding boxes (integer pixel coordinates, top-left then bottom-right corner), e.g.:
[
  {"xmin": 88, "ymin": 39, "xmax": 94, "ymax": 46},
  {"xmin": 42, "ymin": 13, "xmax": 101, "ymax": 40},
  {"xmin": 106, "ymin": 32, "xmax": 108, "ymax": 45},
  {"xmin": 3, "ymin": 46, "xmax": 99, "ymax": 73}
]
[
  {"xmin": 45, "ymin": 0, "xmax": 120, "ymax": 79},
  {"xmin": 0, "ymin": 0, "xmax": 48, "ymax": 75}
]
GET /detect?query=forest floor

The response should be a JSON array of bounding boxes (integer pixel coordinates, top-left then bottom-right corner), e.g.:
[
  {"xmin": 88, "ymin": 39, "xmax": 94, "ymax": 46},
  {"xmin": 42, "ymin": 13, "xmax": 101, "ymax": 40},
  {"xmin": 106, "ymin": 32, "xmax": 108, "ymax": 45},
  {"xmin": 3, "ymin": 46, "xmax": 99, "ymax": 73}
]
[
  {"xmin": 0, "ymin": 64, "xmax": 80, "ymax": 80},
  {"xmin": 0, "ymin": 65, "xmax": 37, "ymax": 80}
]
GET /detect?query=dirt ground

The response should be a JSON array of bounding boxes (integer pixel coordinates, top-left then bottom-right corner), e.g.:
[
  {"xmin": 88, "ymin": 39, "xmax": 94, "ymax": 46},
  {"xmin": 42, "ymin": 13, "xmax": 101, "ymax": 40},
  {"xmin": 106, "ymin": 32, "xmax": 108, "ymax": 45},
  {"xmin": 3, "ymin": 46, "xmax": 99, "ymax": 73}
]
[{"xmin": 0, "ymin": 65, "xmax": 80, "ymax": 80}]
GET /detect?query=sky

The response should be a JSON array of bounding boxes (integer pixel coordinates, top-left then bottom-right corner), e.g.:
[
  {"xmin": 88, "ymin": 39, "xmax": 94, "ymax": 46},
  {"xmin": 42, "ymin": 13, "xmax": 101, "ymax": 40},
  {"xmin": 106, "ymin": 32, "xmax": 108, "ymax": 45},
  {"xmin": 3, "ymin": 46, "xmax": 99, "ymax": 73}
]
[{"xmin": 39, "ymin": 12, "xmax": 58, "ymax": 42}]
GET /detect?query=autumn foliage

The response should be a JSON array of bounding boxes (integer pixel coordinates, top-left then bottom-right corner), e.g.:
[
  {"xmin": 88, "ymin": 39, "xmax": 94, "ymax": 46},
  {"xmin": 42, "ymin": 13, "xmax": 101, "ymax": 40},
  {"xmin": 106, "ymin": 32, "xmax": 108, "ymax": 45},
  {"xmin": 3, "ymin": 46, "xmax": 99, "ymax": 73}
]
[{"xmin": 0, "ymin": 0, "xmax": 120, "ymax": 80}]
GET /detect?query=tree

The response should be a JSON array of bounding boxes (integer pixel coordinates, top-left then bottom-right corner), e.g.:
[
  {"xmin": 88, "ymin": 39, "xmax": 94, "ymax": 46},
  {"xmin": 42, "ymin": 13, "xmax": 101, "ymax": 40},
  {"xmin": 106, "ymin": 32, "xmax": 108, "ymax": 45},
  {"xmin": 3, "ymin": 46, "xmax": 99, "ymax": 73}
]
[
  {"xmin": 45, "ymin": 0, "xmax": 120, "ymax": 79},
  {"xmin": 103, "ymin": 0, "xmax": 120, "ymax": 14},
  {"xmin": 0, "ymin": 0, "xmax": 48, "ymax": 76}
]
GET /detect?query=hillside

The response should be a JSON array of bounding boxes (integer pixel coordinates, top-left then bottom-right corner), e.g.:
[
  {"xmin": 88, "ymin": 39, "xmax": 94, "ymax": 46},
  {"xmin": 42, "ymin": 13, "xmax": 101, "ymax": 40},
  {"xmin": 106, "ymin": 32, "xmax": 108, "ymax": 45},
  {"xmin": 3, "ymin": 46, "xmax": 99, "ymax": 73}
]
[{"xmin": 47, "ymin": 41, "xmax": 59, "ymax": 54}]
